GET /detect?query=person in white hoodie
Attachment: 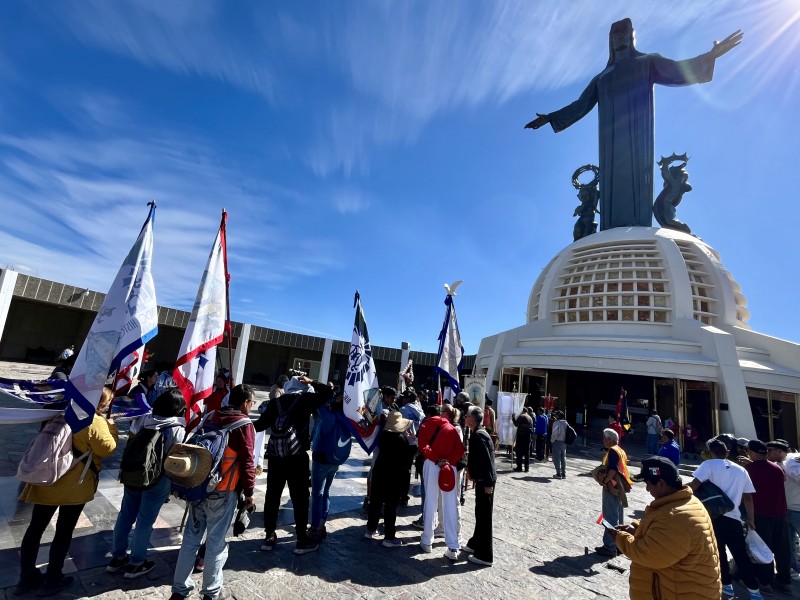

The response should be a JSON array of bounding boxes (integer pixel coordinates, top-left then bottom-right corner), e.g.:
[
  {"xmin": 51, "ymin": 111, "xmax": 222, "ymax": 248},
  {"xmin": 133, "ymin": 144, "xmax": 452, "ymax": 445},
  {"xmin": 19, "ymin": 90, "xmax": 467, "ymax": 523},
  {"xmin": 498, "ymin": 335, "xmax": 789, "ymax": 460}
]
[{"xmin": 107, "ymin": 388, "xmax": 187, "ymax": 579}]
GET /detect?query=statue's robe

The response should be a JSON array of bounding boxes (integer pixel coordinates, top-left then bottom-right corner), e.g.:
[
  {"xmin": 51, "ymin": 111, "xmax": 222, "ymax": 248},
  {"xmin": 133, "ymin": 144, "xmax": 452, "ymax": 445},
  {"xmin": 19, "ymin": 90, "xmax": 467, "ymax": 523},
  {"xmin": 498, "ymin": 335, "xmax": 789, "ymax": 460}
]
[{"xmin": 548, "ymin": 52, "xmax": 716, "ymax": 230}]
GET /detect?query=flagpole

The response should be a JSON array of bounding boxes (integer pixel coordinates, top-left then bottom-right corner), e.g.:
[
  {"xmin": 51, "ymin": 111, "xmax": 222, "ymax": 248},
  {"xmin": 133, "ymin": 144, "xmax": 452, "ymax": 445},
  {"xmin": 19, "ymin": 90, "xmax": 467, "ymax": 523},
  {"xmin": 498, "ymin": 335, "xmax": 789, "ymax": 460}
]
[{"xmin": 220, "ymin": 209, "xmax": 234, "ymax": 386}]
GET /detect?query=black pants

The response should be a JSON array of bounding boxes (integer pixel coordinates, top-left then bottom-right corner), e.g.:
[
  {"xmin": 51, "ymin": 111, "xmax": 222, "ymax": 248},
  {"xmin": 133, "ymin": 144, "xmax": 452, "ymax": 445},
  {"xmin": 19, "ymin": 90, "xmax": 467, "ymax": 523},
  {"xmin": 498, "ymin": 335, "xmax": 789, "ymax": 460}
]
[
  {"xmin": 401, "ymin": 445, "xmax": 416, "ymax": 500},
  {"xmin": 366, "ymin": 491, "xmax": 400, "ymax": 539},
  {"xmin": 754, "ymin": 514, "xmax": 792, "ymax": 585},
  {"xmin": 264, "ymin": 453, "xmax": 309, "ymax": 538},
  {"xmin": 516, "ymin": 433, "xmax": 530, "ymax": 470},
  {"xmin": 467, "ymin": 485, "xmax": 494, "ymax": 563},
  {"xmin": 19, "ymin": 503, "xmax": 85, "ymax": 583},
  {"xmin": 713, "ymin": 515, "xmax": 758, "ymax": 589},
  {"xmin": 535, "ymin": 434, "xmax": 546, "ymax": 461}
]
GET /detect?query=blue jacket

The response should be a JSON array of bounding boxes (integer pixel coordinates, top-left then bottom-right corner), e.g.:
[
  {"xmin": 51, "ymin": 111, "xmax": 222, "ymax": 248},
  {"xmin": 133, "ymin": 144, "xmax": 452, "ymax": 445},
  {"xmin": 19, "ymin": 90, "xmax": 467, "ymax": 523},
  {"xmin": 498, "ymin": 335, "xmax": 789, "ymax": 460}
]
[
  {"xmin": 658, "ymin": 440, "xmax": 681, "ymax": 466},
  {"xmin": 534, "ymin": 414, "xmax": 549, "ymax": 435}
]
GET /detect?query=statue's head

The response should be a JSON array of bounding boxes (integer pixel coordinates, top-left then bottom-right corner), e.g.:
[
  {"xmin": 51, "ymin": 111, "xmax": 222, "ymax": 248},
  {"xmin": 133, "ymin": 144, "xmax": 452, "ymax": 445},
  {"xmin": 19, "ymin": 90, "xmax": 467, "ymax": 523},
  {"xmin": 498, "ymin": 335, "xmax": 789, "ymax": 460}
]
[{"xmin": 607, "ymin": 18, "xmax": 643, "ymax": 66}]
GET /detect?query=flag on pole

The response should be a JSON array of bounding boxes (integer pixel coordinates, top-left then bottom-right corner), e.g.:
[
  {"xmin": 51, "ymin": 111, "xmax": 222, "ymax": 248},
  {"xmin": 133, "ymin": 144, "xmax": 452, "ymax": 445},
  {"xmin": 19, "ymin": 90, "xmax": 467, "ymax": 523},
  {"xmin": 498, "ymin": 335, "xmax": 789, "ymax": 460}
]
[
  {"xmin": 433, "ymin": 294, "xmax": 464, "ymax": 400},
  {"xmin": 63, "ymin": 203, "xmax": 158, "ymax": 432},
  {"xmin": 173, "ymin": 212, "xmax": 229, "ymax": 422},
  {"xmin": 113, "ymin": 349, "xmax": 143, "ymax": 397},
  {"xmin": 343, "ymin": 291, "xmax": 381, "ymax": 453},
  {"xmin": 616, "ymin": 387, "xmax": 631, "ymax": 431}
]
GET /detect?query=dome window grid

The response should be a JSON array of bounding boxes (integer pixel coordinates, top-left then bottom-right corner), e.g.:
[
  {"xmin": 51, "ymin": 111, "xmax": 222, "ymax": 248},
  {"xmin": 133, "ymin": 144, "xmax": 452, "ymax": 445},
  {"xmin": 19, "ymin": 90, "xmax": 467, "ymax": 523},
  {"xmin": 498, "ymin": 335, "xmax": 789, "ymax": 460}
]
[
  {"xmin": 674, "ymin": 240, "xmax": 719, "ymax": 326},
  {"xmin": 553, "ymin": 241, "xmax": 670, "ymax": 325}
]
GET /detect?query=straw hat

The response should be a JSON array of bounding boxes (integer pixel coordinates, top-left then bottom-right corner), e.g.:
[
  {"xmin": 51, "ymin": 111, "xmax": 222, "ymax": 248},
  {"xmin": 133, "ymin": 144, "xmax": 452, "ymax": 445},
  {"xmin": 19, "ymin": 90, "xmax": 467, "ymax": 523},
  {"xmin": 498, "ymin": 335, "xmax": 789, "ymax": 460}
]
[
  {"xmin": 384, "ymin": 411, "xmax": 411, "ymax": 433},
  {"xmin": 164, "ymin": 443, "xmax": 213, "ymax": 488}
]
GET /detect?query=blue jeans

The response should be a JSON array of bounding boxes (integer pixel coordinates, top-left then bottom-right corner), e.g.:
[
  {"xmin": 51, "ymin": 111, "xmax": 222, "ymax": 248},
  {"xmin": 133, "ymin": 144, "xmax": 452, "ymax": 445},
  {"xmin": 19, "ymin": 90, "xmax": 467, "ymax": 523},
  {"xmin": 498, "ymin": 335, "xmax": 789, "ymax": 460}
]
[
  {"xmin": 789, "ymin": 509, "xmax": 800, "ymax": 571},
  {"xmin": 551, "ymin": 440, "xmax": 566, "ymax": 476},
  {"xmin": 311, "ymin": 461, "xmax": 340, "ymax": 529},
  {"xmin": 112, "ymin": 476, "xmax": 172, "ymax": 565},
  {"xmin": 172, "ymin": 491, "xmax": 237, "ymax": 599},
  {"xmin": 646, "ymin": 433, "xmax": 659, "ymax": 456},
  {"xmin": 602, "ymin": 488, "xmax": 624, "ymax": 550}
]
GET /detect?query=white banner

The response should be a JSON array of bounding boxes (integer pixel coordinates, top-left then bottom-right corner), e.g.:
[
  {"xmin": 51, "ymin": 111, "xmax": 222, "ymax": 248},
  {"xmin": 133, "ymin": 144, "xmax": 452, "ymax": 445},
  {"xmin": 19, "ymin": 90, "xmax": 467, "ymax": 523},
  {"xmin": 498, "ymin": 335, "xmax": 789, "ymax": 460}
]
[{"xmin": 65, "ymin": 204, "xmax": 158, "ymax": 432}]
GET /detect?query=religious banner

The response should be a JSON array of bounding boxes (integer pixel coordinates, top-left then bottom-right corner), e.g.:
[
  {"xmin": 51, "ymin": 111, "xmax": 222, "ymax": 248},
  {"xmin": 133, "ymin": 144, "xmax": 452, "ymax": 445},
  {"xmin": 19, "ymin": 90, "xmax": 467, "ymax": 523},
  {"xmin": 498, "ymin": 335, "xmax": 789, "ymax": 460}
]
[
  {"xmin": 343, "ymin": 292, "xmax": 381, "ymax": 453},
  {"xmin": 173, "ymin": 211, "xmax": 229, "ymax": 422},
  {"xmin": 64, "ymin": 203, "xmax": 158, "ymax": 432},
  {"xmin": 463, "ymin": 376, "xmax": 486, "ymax": 407},
  {"xmin": 434, "ymin": 294, "xmax": 464, "ymax": 399}
]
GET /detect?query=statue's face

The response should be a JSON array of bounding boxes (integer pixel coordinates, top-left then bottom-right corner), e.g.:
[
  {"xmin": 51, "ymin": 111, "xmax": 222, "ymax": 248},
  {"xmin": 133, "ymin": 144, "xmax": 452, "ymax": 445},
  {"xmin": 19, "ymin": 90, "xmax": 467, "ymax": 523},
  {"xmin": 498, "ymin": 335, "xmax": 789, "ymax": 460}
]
[{"xmin": 611, "ymin": 21, "xmax": 633, "ymax": 51}]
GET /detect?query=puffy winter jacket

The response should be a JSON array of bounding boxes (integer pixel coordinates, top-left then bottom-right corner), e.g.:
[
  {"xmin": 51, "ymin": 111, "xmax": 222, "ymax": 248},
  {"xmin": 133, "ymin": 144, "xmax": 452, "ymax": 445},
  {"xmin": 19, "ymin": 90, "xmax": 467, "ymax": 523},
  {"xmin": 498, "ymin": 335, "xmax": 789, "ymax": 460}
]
[{"xmin": 614, "ymin": 487, "xmax": 720, "ymax": 600}]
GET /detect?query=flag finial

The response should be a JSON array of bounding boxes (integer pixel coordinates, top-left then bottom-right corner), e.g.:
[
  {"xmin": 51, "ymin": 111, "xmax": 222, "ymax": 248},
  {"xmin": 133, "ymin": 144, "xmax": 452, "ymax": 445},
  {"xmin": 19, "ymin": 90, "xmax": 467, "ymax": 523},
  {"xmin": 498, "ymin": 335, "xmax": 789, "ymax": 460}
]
[
  {"xmin": 444, "ymin": 280, "xmax": 463, "ymax": 296},
  {"xmin": 353, "ymin": 290, "xmax": 360, "ymax": 308}
]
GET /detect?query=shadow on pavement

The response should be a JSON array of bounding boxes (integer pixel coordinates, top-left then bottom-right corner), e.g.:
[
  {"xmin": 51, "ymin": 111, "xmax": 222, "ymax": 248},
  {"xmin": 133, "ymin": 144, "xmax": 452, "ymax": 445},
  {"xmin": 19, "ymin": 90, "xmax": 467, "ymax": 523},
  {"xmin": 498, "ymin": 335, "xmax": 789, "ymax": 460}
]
[{"xmin": 529, "ymin": 552, "xmax": 613, "ymax": 578}]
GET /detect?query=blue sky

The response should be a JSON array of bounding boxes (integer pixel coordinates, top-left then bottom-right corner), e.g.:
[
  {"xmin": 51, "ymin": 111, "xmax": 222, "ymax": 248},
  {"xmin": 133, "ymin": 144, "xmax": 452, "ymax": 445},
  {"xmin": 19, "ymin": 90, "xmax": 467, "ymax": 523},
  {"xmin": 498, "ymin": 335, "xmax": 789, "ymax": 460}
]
[{"xmin": 1, "ymin": 1, "xmax": 799, "ymax": 354}]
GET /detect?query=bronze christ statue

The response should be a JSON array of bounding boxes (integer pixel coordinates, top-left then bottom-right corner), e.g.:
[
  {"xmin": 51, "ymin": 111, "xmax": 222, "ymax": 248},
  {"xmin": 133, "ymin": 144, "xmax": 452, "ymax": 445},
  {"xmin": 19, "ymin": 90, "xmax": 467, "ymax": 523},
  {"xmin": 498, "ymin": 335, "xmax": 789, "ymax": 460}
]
[{"xmin": 526, "ymin": 18, "xmax": 742, "ymax": 230}]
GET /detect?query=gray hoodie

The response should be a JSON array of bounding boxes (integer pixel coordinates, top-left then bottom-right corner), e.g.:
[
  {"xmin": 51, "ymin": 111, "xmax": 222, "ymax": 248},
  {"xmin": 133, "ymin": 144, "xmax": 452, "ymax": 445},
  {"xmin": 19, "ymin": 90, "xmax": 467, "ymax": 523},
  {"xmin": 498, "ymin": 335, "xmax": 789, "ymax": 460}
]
[{"xmin": 129, "ymin": 414, "xmax": 186, "ymax": 454}]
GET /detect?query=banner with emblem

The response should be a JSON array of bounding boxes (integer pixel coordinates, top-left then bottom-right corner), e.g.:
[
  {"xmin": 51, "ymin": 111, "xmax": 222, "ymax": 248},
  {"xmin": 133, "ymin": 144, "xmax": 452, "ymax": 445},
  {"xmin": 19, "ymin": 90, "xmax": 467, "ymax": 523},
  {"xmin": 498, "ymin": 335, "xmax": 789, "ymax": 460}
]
[
  {"xmin": 343, "ymin": 291, "xmax": 381, "ymax": 453},
  {"xmin": 173, "ymin": 211, "xmax": 229, "ymax": 422},
  {"xmin": 434, "ymin": 294, "xmax": 464, "ymax": 399},
  {"xmin": 63, "ymin": 203, "xmax": 158, "ymax": 432}
]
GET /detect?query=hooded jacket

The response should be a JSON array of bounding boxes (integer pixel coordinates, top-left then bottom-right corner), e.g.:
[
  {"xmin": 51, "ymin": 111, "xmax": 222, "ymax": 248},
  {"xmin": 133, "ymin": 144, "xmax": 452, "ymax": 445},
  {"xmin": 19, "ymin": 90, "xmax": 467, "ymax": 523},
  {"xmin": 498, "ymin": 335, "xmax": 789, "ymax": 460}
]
[
  {"xmin": 614, "ymin": 487, "xmax": 721, "ymax": 600},
  {"xmin": 417, "ymin": 415, "xmax": 464, "ymax": 466},
  {"xmin": 129, "ymin": 413, "xmax": 186, "ymax": 455}
]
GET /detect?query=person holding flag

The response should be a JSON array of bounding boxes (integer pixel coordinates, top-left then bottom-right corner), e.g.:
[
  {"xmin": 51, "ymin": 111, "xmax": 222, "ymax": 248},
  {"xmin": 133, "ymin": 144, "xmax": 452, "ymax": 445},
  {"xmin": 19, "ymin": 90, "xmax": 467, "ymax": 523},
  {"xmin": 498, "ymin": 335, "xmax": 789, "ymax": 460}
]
[{"xmin": 173, "ymin": 211, "xmax": 230, "ymax": 423}]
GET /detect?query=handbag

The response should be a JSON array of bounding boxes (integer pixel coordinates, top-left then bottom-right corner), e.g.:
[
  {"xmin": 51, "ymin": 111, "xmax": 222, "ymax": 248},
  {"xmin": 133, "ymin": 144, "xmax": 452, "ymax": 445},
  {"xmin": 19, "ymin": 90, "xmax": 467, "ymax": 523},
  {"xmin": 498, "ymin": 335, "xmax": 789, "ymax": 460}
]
[
  {"xmin": 693, "ymin": 480, "xmax": 734, "ymax": 518},
  {"xmin": 745, "ymin": 528, "xmax": 774, "ymax": 565}
]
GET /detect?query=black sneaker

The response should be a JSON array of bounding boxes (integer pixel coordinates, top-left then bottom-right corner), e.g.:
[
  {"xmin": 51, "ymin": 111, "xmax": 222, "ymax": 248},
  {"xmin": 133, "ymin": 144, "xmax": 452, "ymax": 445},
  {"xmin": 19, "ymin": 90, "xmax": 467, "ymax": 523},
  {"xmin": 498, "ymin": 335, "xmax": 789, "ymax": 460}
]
[
  {"xmin": 106, "ymin": 554, "xmax": 130, "ymax": 573},
  {"xmin": 168, "ymin": 594, "xmax": 187, "ymax": 600},
  {"xmin": 594, "ymin": 546, "xmax": 616, "ymax": 557},
  {"xmin": 293, "ymin": 539, "xmax": 319, "ymax": 555},
  {"xmin": 13, "ymin": 570, "xmax": 44, "ymax": 596},
  {"xmin": 124, "ymin": 559, "xmax": 155, "ymax": 579},
  {"xmin": 261, "ymin": 532, "xmax": 277, "ymax": 551},
  {"xmin": 36, "ymin": 576, "xmax": 74, "ymax": 597}
]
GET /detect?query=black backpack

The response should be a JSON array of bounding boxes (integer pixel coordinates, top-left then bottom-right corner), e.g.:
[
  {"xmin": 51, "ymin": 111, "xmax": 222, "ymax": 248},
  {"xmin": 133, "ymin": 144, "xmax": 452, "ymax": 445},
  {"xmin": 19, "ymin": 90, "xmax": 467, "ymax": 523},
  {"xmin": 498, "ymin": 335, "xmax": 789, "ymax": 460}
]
[
  {"xmin": 267, "ymin": 396, "xmax": 302, "ymax": 457},
  {"xmin": 120, "ymin": 427, "xmax": 171, "ymax": 490},
  {"xmin": 564, "ymin": 423, "xmax": 578, "ymax": 446}
]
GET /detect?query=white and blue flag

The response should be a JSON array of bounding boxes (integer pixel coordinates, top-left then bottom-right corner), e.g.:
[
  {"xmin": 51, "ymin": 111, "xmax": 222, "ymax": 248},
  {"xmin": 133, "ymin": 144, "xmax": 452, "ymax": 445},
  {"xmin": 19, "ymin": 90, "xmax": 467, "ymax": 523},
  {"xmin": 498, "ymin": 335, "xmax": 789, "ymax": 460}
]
[
  {"xmin": 434, "ymin": 294, "xmax": 464, "ymax": 397},
  {"xmin": 64, "ymin": 203, "xmax": 158, "ymax": 432}
]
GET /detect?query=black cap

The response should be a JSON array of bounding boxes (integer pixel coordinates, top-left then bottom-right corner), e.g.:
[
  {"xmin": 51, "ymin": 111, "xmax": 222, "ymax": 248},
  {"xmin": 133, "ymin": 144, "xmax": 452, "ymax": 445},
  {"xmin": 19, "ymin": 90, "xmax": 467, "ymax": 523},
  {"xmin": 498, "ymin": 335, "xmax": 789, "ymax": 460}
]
[
  {"xmin": 747, "ymin": 439, "xmax": 768, "ymax": 454},
  {"xmin": 632, "ymin": 456, "xmax": 681, "ymax": 486},
  {"xmin": 767, "ymin": 439, "xmax": 789, "ymax": 452}
]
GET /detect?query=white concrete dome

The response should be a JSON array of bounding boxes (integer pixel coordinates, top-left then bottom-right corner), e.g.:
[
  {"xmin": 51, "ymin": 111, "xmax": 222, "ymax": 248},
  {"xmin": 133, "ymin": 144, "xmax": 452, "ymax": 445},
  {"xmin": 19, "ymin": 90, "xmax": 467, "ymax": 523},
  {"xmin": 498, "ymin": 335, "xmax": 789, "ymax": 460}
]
[{"xmin": 527, "ymin": 227, "xmax": 750, "ymax": 331}]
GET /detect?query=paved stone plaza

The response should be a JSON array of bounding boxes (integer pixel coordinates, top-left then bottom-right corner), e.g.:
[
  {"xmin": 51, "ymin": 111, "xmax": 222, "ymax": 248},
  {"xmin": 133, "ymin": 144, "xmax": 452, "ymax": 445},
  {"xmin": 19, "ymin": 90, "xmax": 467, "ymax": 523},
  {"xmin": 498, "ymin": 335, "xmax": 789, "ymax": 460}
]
[{"xmin": 0, "ymin": 361, "xmax": 796, "ymax": 599}]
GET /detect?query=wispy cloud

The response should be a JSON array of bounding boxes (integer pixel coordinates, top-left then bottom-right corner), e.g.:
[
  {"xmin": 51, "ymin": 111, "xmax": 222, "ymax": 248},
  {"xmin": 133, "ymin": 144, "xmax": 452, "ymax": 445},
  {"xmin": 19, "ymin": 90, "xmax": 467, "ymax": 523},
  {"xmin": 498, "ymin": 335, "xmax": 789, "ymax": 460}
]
[
  {"xmin": 0, "ymin": 93, "xmax": 344, "ymax": 310},
  {"xmin": 47, "ymin": 0, "xmax": 278, "ymax": 101}
]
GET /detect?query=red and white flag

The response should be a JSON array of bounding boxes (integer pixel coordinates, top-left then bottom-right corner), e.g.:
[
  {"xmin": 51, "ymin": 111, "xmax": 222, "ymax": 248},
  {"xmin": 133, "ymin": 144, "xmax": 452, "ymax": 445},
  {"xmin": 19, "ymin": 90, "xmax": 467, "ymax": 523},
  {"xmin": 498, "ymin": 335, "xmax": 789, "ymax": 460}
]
[{"xmin": 173, "ymin": 212, "xmax": 229, "ymax": 422}]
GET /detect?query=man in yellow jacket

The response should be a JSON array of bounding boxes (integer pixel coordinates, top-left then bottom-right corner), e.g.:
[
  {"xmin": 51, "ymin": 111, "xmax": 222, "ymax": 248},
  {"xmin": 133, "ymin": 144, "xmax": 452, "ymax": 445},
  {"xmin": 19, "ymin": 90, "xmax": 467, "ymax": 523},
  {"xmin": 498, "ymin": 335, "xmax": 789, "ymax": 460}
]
[{"xmin": 609, "ymin": 456, "xmax": 721, "ymax": 600}]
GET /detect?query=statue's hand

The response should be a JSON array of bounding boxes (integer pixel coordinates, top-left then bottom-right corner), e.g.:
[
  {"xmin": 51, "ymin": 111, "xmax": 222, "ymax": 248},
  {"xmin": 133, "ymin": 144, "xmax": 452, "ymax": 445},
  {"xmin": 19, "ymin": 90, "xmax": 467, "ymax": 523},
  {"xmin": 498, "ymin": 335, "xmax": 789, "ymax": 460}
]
[
  {"xmin": 711, "ymin": 30, "xmax": 743, "ymax": 58},
  {"xmin": 524, "ymin": 113, "xmax": 549, "ymax": 130}
]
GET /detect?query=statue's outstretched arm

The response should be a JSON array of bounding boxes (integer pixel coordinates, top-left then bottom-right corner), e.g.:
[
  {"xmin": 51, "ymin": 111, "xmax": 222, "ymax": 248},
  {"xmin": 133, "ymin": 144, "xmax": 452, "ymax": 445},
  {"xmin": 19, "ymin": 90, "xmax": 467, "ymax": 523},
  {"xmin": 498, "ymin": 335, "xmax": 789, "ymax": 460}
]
[
  {"xmin": 524, "ymin": 113, "xmax": 549, "ymax": 130},
  {"xmin": 710, "ymin": 30, "xmax": 743, "ymax": 58}
]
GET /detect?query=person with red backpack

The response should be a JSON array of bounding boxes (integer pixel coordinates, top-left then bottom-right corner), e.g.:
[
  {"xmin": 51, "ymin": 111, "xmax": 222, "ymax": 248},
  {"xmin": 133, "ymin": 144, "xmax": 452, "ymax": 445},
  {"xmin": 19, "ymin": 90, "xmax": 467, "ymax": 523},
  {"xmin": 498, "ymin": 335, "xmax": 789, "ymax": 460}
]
[
  {"xmin": 170, "ymin": 384, "xmax": 255, "ymax": 600},
  {"xmin": 16, "ymin": 387, "xmax": 118, "ymax": 597}
]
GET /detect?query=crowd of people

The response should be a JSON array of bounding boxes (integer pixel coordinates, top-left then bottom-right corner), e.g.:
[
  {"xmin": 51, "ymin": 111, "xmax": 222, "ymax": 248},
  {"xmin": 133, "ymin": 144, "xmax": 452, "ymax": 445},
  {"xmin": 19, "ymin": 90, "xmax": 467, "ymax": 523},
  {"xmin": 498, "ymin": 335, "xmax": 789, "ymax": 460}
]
[
  {"xmin": 10, "ymin": 367, "xmax": 800, "ymax": 600},
  {"xmin": 595, "ymin": 426, "xmax": 800, "ymax": 600}
]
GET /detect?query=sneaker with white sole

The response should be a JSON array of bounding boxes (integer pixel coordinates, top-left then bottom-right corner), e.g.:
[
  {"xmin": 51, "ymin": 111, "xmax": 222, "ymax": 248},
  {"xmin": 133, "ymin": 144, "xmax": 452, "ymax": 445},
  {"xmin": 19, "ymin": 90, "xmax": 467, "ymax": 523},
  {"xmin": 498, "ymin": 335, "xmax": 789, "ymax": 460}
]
[
  {"xmin": 364, "ymin": 529, "xmax": 379, "ymax": 540},
  {"xmin": 419, "ymin": 542, "xmax": 432, "ymax": 553},
  {"xmin": 433, "ymin": 528, "xmax": 445, "ymax": 539},
  {"xmin": 721, "ymin": 583, "xmax": 734, "ymax": 597},
  {"xmin": 382, "ymin": 538, "xmax": 403, "ymax": 548},
  {"xmin": 411, "ymin": 518, "xmax": 424, "ymax": 530},
  {"xmin": 461, "ymin": 544, "xmax": 474, "ymax": 554},
  {"xmin": 468, "ymin": 555, "xmax": 493, "ymax": 566},
  {"xmin": 444, "ymin": 548, "xmax": 459, "ymax": 561},
  {"xmin": 106, "ymin": 555, "xmax": 130, "ymax": 574},
  {"xmin": 124, "ymin": 560, "xmax": 155, "ymax": 579},
  {"xmin": 261, "ymin": 532, "xmax": 277, "ymax": 551}
]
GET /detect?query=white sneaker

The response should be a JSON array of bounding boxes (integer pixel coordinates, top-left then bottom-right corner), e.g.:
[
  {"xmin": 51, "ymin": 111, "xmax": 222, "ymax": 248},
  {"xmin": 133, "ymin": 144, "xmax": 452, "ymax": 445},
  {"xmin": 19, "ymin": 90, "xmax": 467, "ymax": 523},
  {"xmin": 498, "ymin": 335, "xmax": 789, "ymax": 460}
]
[
  {"xmin": 444, "ymin": 548, "xmax": 459, "ymax": 561},
  {"xmin": 364, "ymin": 529, "xmax": 379, "ymax": 540},
  {"xmin": 419, "ymin": 542, "xmax": 432, "ymax": 553},
  {"xmin": 433, "ymin": 528, "xmax": 445, "ymax": 539}
]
